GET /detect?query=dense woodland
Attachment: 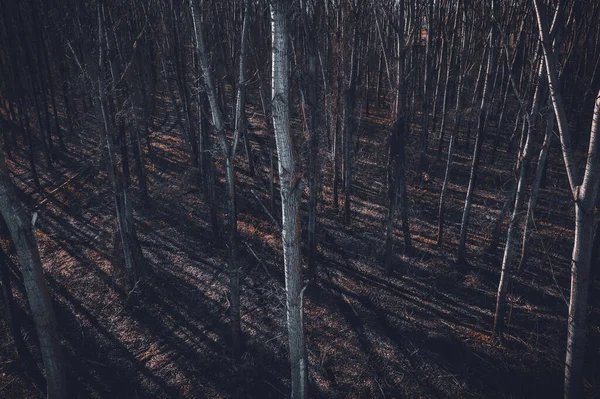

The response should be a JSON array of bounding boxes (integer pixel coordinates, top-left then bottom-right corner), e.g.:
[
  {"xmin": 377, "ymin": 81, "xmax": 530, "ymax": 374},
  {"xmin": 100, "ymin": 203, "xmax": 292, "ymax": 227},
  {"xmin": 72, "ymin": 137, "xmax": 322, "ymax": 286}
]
[{"xmin": 0, "ymin": 0, "xmax": 599, "ymax": 397}]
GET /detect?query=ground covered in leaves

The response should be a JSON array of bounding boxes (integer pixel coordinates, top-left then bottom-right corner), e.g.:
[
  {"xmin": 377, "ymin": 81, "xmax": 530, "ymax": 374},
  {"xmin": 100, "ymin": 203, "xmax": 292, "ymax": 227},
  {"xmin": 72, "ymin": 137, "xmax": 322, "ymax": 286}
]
[{"xmin": 0, "ymin": 84, "xmax": 599, "ymax": 398}]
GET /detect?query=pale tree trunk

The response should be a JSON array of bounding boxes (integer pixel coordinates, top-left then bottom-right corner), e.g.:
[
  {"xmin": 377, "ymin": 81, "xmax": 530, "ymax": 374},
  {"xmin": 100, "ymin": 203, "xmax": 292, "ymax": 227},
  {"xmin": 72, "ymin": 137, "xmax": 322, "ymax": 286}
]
[
  {"xmin": 520, "ymin": 107, "xmax": 553, "ymax": 269},
  {"xmin": 491, "ymin": 64, "xmax": 510, "ymax": 163},
  {"xmin": 493, "ymin": 84, "xmax": 538, "ymax": 338},
  {"xmin": 435, "ymin": 4, "xmax": 458, "ymax": 161},
  {"xmin": 488, "ymin": 4, "xmax": 537, "ymax": 255},
  {"xmin": 494, "ymin": 45, "xmax": 547, "ymax": 338},
  {"xmin": 0, "ymin": 149, "xmax": 67, "ymax": 399},
  {"xmin": 190, "ymin": 0, "xmax": 249, "ymax": 358},
  {"xmin": 271, "ymin": 0, "xmax": 308, "ymax": 397},
  {"xmin": 437, "ymin": 0, "xmax": 465, "ymax": 246},
  {"xmin": 534, "ymin": 1, "xmax": 600, "ymax": 397},
  {"xmin": 457, "ymin": 25, "xmax": 494, "ymax": 264},
  {"xmin": 463, "ymin": 44, "xmax": 486, "ymax": 151}
]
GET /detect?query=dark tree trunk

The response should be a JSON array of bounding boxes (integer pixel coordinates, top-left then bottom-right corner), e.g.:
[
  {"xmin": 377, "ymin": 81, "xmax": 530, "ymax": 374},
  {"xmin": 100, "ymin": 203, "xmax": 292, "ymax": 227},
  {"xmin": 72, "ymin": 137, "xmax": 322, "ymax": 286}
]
[{"xmin": 0, "ymin": 149, "xmax": 67, "ymax": 399}]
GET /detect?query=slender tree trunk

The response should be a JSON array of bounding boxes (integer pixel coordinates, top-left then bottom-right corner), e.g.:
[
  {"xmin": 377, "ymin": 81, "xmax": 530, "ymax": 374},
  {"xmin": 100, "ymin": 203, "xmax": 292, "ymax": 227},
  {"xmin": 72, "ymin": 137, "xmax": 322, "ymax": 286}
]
[
  {"xmin": 491, "ymin": 68, "xmax": 510, "ymax": 163},
  {"xmin": 457, "ymin": 27, "xmax": 494, "ymax": 264},
  {"xmin": 520, "ymin": 107, "xmax": 553, "ymax": 269},
  {"xmin": 437, "ymin": 0, "xmax": 465, "ymax": 246},
  {"xmin": 419, "ymin": 1, "xmax": 434, "ymax": 175},
  {"xmin": 190, "ymin": 0, "xmax": 248, "ymax": 358},
  {"xmin": 384, "ymin": 8, "xmax": 406, "ymax": 275},
  {"xmin": 172, "ymin": 2, "xmax": 199, "ymax": 168},
  {"xmin": 303, "ymin": 3, "xmax": 321, "ymax": 282},
  {"xmin": 494, "ymin": 45, "xmax": 547, "ymax": 337},
  {"xmin": 96, "ymin": 7, "xmax": 145, "ymax": 284},
  {"xmin": 436, "ymin": 13, "xmax": 458, "ymax": 161},
  {"xmin": 342, "ymin": 22, "xmax": 357, "ymax": 225},
  {"xmin": 463, "ymin": 45, "xmax": 486, "ymax": 152}
]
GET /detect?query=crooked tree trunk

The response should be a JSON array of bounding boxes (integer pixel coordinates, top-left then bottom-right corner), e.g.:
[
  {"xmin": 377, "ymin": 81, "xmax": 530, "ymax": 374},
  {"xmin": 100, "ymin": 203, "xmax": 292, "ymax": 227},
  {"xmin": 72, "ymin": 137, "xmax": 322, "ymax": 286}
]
[
  {"xmin": 0, "ymin": 149, "xmax": 66, "ymax": 399},
  {"xmin": 271, "ymin": 1, "xmax": 308, "ymax": 397}
]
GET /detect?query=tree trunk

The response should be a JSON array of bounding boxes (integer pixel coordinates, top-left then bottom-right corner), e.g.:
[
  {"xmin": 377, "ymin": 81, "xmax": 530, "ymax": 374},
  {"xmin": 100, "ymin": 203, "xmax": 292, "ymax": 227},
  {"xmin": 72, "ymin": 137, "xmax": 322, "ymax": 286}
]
[
  {"xmin": 384, "ymin": 12, "xmax": 406, "ymax": 275},
  {"xmin": 96, "ymin": 6, "xmax": 145, "ymax": 284},
  {"xmin": 303, "ymin": 3, "xmax": 321, "ymax": 282},
  {"xmin": 271, "ymin": 1, "xmax": 308, "ymax": 396},
  {"xmin": 457, "ymin": 27, "xmax": 494, "ymax": 264},
  {"xmin": 533, "ymin": 1, "xmax": 600, "ymax": 395},
  {"xmin": 190, "ymin": 0, "xmax": 248, "ymax": 358},
  {"xmin": 0, "ymin": 149, "xmax": 67, "ymax": 399},
  {"xmin": 520, "ymin": 107, "xmax": 553, "ymax": 269},
  {"xmin": 437, "ymin": 0, "xmax": 465, "ymax": 246},
  {"xmin": 419, "ymin": 1, "xmax": 434, "ymax": 175},
  {"xmin": 0, "ymin": 246, "xmax": 29, "ymax": 364}
]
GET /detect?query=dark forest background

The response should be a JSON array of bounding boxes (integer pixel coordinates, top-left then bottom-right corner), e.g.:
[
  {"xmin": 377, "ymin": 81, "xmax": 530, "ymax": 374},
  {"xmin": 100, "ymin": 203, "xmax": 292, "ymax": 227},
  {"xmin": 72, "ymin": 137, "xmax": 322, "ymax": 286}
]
[{"xmin": 0, "ymin": 0, "xmax": 599, "ymax": 398}]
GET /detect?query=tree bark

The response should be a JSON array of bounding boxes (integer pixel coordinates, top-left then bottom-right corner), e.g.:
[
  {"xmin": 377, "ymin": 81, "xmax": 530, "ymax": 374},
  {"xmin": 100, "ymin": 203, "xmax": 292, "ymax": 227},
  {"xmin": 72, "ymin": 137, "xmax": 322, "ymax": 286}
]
[
  {"xmin": 533, "ymin": 1, "xmax": 600, "ymax": 396},
  {"xmin": 271, "ymin": 1, "xmax": 308, "ymax": 396},
  {"xmin": 0, "ymin": 149, "xmax": 67, "ymax": 398},
  {"xmin": 190, "ymin": 0, "xmax": 249, "ymax": 358}
]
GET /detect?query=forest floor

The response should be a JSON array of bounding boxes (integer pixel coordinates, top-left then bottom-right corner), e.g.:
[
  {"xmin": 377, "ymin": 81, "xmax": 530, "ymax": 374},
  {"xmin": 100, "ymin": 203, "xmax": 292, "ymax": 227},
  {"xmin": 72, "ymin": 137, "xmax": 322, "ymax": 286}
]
[{"xmin": 0, "ymin": 86, "xmax": 599, "ymax": 398}]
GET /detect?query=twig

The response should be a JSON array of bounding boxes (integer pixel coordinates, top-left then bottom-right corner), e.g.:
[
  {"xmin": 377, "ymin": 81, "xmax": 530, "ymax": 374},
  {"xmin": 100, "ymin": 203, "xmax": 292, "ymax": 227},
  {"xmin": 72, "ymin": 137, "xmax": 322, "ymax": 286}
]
[
  {"xmin": 0, "ymin": 377, "xmax": 16, "ymax": 393},
  {"xmin": 36, "ymin": 166, "xmax": 91, "ymax": 208},
  {"xmin": 244, "ymin": 241, "xmax": 272, "ymax": 279},
  {"xmin": 375, "ymin": 378, "xmax": 386, "ymax": 398},
  {"xmin": 263, "ymin": 379, "xmax": 286, "ymax": 397},
  {"xmin": 264, "ymin": 333, "xmax": 284, "ymax": 344},
  {"xmin": 342, "ymin": 294, "xmax": 359, "ymax": 317},
  {"xmin": 250, "ymin": 189, "xmax": 281, "ymax": 231}
]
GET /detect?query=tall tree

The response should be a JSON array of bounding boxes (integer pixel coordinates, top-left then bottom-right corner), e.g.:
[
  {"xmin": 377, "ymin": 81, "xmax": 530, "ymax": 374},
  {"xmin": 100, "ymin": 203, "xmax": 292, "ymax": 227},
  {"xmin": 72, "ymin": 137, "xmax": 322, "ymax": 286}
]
[
  {"xmin": 0, "ymin": 149, "xmax": 67, "ymax": 398},
  {"xmin": 190, "ymin": 0, "xmax": 250, "ymax": 358},
  {"xmin": 457, "ymin": 3, "xmax": 495, "ymax": 263},
  {"xmin": 271, "ymin": 0, "xmax": 308, "ymax": 396},
  {"xmin": 533, "ymin": 1, "xmax": 600, "ymax": 397}
]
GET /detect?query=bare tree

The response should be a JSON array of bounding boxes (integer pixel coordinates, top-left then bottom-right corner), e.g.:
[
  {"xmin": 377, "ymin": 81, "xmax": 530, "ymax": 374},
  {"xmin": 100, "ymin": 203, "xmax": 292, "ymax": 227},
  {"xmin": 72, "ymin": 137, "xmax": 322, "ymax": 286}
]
[
  {"xmin": 533, "ymin": 0, "xmax": 600, "ymax": 396},
  {"xmin": 190, "ymin": 0, "xmax": 251, "ymax": 358},
  {"xmin": 0, "ymin": 148, "xmax": 66, "ymax": 398},
  {"xmin": 271, "ymin": 0, "xmax": 308, "ymax": 396}
]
